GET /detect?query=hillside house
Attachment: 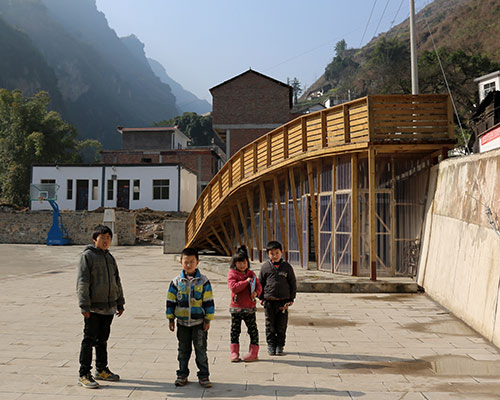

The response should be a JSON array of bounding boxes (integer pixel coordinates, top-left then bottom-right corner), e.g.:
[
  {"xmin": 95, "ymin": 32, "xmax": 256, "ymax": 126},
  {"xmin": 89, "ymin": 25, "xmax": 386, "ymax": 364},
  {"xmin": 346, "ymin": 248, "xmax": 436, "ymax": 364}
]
[
  {"xmin": 210, "ymin": 69, "xmax": 295, "ymax": 157},
  {"xmin": 471, "ymin": 90, "xmax": 500, "ymax": 153},
  {"xmin": 475, "ymin": 70, "xmax": 500, "ymax": 102}
]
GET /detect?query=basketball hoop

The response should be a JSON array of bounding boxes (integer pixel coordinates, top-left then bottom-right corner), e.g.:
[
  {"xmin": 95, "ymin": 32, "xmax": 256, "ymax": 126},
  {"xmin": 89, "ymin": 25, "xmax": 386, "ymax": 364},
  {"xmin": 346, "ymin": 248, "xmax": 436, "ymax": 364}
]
[{"xmin": 37, "ymin": 196, "xmax": 46, "ymax": 204}]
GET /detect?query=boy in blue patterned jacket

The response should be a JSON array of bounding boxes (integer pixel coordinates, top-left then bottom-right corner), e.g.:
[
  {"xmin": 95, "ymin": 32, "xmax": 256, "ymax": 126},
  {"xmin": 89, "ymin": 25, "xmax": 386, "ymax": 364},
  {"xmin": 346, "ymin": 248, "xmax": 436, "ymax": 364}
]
[{"xmin": 166, "ymin": 247, "xmax": 215, "ymax": 388}]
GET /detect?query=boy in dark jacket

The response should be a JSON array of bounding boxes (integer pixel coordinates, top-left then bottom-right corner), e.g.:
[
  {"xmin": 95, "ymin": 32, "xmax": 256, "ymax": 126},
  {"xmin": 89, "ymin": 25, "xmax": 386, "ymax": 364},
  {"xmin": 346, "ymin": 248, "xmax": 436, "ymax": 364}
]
[
  {"xmin": 76, "ymin": 225, "xmax": 125, "ymax": 389},
  {"xmin": 258, "ymin": 241, "xmax": 296, "ymax": 356}
]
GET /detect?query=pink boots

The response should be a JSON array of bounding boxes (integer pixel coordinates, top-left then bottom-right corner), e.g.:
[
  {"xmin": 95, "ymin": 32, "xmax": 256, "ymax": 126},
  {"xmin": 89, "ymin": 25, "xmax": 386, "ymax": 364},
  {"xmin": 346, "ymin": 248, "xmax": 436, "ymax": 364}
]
[
  {"xmin": 230, "ymin": 344, "xmax": 240, "ymax": 362},
  {"xmin": 242, "ymin": 344, "xmax": 259, "ymax": 362}
]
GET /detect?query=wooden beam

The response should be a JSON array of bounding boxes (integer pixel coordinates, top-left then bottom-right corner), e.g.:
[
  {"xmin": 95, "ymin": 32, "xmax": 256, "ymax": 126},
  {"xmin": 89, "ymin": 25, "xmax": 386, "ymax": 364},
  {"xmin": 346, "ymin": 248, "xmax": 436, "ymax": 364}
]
[
  {"xmin": 289, "ymin": 167, "xmax": 303, "ymax": 262},
  {"xmin": 211, "ymin": 226, "xmax": 230, "ymax": 256},
  {"xmin": 206, "ymin": 237, "xmax": 223, "ymax": 254},
  {"xmin": 236, "ymin": 198, "xmax": 250, "ymax": 249},
  {"xmin": 307, "ymin": 161, "xmax": 319, "ymax": 267},
  {"xmin": 283, "ymin": 126, "xmax": 289, "ymax": 159},
  {"xmin": 240, "ymin": 151, "xmax": 245, "ymax": 180},
  {"xmin": 229, "ymin": 208, "xmax": 242, "ymax": 248},
  {"xmin": 228, "ymin": 160, "xmax": 233, "ymax": 188},
  {"xmin": 343, "ymin": 104, "xmax": 351, "ymax": 143},
  {"xmin": 447, "ymin": 96, "xmax": 454, "ymax": 139},
  {"xmin": 284, "ymin": 171, "xmax": 290, "ymax": 259},
  {"xmin": 351, "ymin": 153, "xmax": 359, "ymax": 276},
  {"xmin": 301, "ymin": 117, "xmax": 308, "ymax": 152},
  {"xmin": 331, "ymin": 156, "xmax": 336, "ymax": 273},
  {"xmin": 260, "ymin": 181, "xmax": 272, "ymax": 242},
  {"xmin": 273, "ymin": 175, "xmax": 286, "ymax": 252},
  {"xmin": 219, "ymin": 218, "xmax": 233, "ymax": 254},
  {"xmin": 390, "ymin": 157, "xmax": 396, "ymax": 276},
  {"xmin": 246, "ymin": 189, "xmax": 260, "ymax": 256},
  {"xmin": 321, "ymin": 110, "xmax": 327, "ymax": 148},
  {"xmin": 368, "ymin": 148, "xmax": 377, "ymax": 281},
  {"xmin": 267, "ymin": 135, "xmax": 272, "ymax": 167},
  {"xmin": 253, "ymin": 142, "xmax": 258, "ymax": 174}
]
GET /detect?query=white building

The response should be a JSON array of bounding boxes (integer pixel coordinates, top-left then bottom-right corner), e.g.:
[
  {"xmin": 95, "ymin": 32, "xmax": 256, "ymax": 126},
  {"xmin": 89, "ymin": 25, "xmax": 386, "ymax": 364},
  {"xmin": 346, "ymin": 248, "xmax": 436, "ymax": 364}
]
[
  {"xmin": 475, "ymin": 71, "xmax": 500, "ymax": 103},
  {"xmin": 31, "ymin": 164, "xmax": 197, "ymax": 212}
]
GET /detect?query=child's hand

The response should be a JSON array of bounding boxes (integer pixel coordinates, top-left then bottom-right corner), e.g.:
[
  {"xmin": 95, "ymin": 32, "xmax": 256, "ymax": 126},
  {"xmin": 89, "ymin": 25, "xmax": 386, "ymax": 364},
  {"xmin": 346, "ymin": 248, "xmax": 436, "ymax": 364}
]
[
  {"xmin": 169, "ymin": 320, "xmax": 175, "ymax": 332},
  {"xmin": 116, "ymin": 308, "xmax": 124, "ymax": 317},
  {"xmin": 288, "ymin": 302, "xmax": 294, "ymax": 307},
  {"xmin": 203, "ymin": 321, "xmax": 210, "ymax": 331},
  {"xmin": 246, "ymin": 277, "xmax": 252, "ymax": 283},
  {"xmin": 251, "ymin": 292, "xmax": 257, "ymax": 300},
  {"xmin": 81, "ymin": 312, "xmax": 90, "ymax": 318}
]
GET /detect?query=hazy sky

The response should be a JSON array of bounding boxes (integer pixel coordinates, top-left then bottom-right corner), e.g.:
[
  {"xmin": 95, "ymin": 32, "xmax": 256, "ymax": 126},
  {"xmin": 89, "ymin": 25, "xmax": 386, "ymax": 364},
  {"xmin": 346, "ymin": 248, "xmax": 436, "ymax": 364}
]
[{"xmin": 95, "ymin": 0, "xmax": 431, "ymax": 103}]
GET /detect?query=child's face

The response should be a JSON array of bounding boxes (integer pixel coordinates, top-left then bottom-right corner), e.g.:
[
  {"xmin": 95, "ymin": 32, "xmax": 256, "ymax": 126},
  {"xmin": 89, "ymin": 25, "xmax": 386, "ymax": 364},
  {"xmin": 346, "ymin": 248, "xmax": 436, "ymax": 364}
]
[
  {"xmin": 235, "ymin": 259, "xmax": 248, "ymax": 273},
  {"xmin": 181, "ymin": 254, "xmax": 199, "ymax": 275},
  {"xmin": 267, "ymin": 248, "xmax": 283, "ymax": 263},
  {"xmin": 93, "ymin": 233, "xmax": 112, "ymax": 251}
]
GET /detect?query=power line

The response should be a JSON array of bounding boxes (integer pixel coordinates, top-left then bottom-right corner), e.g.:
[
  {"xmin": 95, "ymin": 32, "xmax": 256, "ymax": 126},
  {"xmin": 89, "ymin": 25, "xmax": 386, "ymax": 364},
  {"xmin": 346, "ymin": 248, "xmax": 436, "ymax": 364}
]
[
  {"xmin": 373, "ymin": 0, "xmax": 391, "ymax": 39},
  {"xmin": 359, "ymin": 0, "xmax": 378, "ymax": 47},
  {"xmin": 389, "ymin": 0, "xmax": 405, "ymax": 28}
]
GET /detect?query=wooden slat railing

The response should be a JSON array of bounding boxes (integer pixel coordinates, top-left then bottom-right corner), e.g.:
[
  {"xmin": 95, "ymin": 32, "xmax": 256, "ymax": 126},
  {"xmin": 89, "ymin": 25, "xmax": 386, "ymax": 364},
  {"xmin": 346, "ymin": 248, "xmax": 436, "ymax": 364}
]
[{"xmin": 185, "ymin": 94, "xmax": 452, "ymax": 245}]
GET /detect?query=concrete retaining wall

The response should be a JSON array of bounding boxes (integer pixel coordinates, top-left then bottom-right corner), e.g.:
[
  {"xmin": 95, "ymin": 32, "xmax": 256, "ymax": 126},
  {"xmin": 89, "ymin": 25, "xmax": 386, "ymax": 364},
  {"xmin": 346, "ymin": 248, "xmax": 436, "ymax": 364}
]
[
  {"xmin": 163, "ymin": 219, "xmax": 187, "ymax": 254},
  {"xmin": 417, "ymin": 148, "xmax": 500, "ymax": 347},
  {"xmin": 0, "ymin": 210, "xmax": 136, "ymax": 245}
]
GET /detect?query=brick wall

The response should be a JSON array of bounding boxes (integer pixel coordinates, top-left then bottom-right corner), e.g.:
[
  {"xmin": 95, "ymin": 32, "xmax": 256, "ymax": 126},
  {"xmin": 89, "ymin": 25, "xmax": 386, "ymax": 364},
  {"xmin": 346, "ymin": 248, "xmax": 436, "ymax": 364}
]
[
  {"xmin": 211, "ymin": 71, "xmax": 293, "ymax": 125},
  {"xmin": 230, "ymin": 128, "xmax": 270, "ymax": 156},
  {"xmin": 0, "ymin": 210, "xmax": 136, "ymax": 245}
]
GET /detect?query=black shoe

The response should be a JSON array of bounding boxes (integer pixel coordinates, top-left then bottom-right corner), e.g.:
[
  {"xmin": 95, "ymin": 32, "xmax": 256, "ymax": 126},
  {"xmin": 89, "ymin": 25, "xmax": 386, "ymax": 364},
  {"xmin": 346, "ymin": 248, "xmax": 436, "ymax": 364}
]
[
  {"xmin": 276, "ymin": 346, "xmax": 284, "ymax": 355},
  {"xmin": 78, "ymin": 373, "xmax": 99, "ymax": 388},
  {"xmin": 175, "ymin": 376, "xmax": 188, "ymax": 386},
  {"xmin": 267, "ymin": 345, "xmax": 276, "ymax": 355}
]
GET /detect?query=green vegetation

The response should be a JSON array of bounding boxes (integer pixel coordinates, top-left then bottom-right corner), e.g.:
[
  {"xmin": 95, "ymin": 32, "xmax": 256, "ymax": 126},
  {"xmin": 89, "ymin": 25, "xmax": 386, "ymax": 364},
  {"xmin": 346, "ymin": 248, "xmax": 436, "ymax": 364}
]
[
  {"xmin": 154, "ymin": 112, "xmax": 216, "ymax": 147},
  {"xmin": 0, "ymin": 89, "xmax": 101, "ymax": 206}
]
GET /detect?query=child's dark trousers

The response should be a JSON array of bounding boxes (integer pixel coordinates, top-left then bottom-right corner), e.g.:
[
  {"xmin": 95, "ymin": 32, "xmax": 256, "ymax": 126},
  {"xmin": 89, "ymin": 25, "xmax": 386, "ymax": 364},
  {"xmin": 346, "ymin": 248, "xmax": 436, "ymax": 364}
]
[
  {"xmin": 230, "ymin": 311, "xmax": 259, "ymax": 345},
  {"xmin": 176, "ymin": 324, "xmax": 209, "ymax": 379},
  {"xmin": 263, "ymin": 300, "xmax": 289, "ymax": 347},
  {"xmin": 79, "ymin": 313, "xmax": 114, "ymax": 376}
]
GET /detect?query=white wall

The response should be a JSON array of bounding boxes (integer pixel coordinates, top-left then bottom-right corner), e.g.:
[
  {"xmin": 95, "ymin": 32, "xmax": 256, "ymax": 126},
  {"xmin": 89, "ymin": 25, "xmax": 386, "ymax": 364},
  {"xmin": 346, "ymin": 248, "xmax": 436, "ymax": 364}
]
[
  {"xmin": 31, "ymin": 165, "xmax": 191, "ymax": 212},
  {"xmin": 179, "ymin": 167, "xmax": 197, "ymax": 212},
  {"xmin": 417, "ymin": 149, "xmax": 500, "ymax": 347},
  {"xmin": 31, "ymin": 166, "xmax": 103, "ymax": 211},
  {"xmin": 173, "ymin": 131, "xmax": 189, "ymax": 149}
]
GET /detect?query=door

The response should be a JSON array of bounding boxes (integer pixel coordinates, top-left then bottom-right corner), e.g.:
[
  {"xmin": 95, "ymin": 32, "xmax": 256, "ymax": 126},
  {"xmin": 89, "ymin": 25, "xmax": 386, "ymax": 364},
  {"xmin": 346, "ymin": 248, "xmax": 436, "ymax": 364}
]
[
  {"xmin": 76, "ymin": 180, "xmax": 89, "ymax": 211},
  {"xmin": 117, "ymin": 180, "xmax": 130, "ymax": 209}
]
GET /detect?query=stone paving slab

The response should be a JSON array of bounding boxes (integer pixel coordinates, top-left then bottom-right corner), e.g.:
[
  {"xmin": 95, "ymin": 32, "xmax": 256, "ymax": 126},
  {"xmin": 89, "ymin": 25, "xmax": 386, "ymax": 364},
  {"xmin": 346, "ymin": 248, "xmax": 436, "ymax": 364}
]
[{"xmin": 0, "ymin": 245, "xmax": 500, "ymax": 399}]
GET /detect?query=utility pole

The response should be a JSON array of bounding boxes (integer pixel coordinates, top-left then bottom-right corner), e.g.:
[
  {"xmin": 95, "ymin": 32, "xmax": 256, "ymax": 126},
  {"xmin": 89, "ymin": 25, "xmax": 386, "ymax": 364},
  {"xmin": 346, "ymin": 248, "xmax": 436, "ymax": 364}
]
[{"xmin": 410, "ymin": 0, "xmax": 419, "ymax": 94}]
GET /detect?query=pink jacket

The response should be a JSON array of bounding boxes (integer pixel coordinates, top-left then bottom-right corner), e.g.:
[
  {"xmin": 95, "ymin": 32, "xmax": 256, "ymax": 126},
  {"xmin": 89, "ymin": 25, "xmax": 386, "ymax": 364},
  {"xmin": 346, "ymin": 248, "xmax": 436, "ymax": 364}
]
[{"xmin": 228, "ymin": 268, "xmax": 263, "ymax": 309}]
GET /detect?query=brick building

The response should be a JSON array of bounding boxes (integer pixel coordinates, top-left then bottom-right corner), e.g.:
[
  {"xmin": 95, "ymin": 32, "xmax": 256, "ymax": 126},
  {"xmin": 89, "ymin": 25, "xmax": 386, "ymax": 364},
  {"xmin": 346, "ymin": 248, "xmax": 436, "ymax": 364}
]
[
  {"xmin": 210, "ymin": 69, "xmax": 296, "ymax": 157},
  {"xmin": 101, "ymin": 127, "xmax": 224, "ymax": 197}
]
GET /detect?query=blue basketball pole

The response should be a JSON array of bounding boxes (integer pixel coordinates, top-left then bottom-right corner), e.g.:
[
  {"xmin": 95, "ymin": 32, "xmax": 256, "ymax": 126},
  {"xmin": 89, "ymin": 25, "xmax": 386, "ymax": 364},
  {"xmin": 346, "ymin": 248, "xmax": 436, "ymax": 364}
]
[{"xmin": 46, "ymin": 200, "xmax": 70, "ymax": 245}]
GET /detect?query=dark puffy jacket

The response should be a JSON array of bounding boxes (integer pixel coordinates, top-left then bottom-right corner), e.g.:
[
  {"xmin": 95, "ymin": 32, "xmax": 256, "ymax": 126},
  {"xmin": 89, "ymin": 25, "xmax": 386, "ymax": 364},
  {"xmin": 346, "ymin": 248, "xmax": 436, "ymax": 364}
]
[
  {"xmin": 258, "ymin": 260, "xmax": 296, "ymax": 302},
  {"xmin": 76, "ymin": 245, "xmax": 125, "ymax": 312}
]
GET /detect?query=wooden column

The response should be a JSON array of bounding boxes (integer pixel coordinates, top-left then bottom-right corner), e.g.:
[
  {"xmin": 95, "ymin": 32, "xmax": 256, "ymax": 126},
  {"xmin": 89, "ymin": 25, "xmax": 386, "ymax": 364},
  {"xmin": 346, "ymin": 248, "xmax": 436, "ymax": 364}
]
[
  {"xmin": 219, "ymin": 219, "xmax": 233, "ymax": 254},
  {"xmin": 307, "ymin": 161, "xmax": 319, "ymax": 267},
  {"xmin": 246, "ymin": 189, "xmax": 261, "ymax": 258},
  {"xmin": 206, "ymin": 237, "xmax": 223, "ymax": 254},
  {"xmin": 368, "ymin": 148, "xmax": 377, "ymax": 281},
  {"xmin": 211, "ymin": 226, "xmax": 230, "ymax": 256},
  {"xmin": 301, "ymin": 117, "xmax": 308, "ymax": 152},
  {"xmin": 321, "ymin": 110, "xmax": 327, "ymax": 148},
  {"xmin": 343, "ymin": 104, "xmax": 351, "ymax": 143},
  {"xmin": 260, "ymin": 181, "xmax": 272, "ymax": 243},
  {"xmin": 289, "ymin": 167, "xmax": 303, "ymax": 262},
  {"xmin": 273, "ymin": 175, "xmax": 286, "ymax": 253},
  {"xmin": 283, "ymin": 126, "xmax": 289, "ymax": 159},
  {"xmin": 351, "ymin": 153, "xmax": 359, "ymax": 276},
  {"xmin": 284, "ymin": 172, "xmax": 290, "ymax": 260},
  {"xmin": 332, "ymin": 156, "xmax": 337, "ymax": 273},
  {"xmin": 390, "ymin": 157, "xmax": 396, "ymax": 276},
  {"xmin": 229, "ymin": 207, "xmax": 242, "ymax": 247},
  {"xmin": 236, "ymin": 199, "xmax": 250, "ymax": 250}
]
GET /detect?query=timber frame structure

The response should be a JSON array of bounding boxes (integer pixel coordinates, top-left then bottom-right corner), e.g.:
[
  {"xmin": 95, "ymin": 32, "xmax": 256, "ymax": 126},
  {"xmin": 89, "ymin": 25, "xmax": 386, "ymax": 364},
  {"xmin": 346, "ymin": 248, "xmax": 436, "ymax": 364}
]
[{"xmin": 185, "ymin": 95, "xmax": 455, "ymax": 280}]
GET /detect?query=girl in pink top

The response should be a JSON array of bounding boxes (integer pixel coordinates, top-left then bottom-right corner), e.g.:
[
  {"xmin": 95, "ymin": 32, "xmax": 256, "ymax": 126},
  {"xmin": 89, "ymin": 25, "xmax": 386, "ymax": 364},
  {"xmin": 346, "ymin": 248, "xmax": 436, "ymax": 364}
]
[{"xmin": 227, "ymin": 246, "xmax": 262, "ymax": 362}]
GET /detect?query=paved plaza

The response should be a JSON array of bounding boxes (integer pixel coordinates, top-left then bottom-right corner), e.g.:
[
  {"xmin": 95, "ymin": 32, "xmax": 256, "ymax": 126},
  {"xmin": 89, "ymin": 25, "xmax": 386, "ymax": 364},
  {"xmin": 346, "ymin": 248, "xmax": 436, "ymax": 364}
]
[{"xmin": 1, "ymin": 244, "xmax": 500, "ymax": 399}]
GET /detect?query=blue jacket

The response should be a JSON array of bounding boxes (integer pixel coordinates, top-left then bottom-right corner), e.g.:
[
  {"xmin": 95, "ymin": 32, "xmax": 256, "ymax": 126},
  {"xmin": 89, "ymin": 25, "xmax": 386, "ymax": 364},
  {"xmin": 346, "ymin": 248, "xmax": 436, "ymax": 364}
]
[{"xmin": 166, "ymin": 269, "xmax": 215, "ymax": 326}]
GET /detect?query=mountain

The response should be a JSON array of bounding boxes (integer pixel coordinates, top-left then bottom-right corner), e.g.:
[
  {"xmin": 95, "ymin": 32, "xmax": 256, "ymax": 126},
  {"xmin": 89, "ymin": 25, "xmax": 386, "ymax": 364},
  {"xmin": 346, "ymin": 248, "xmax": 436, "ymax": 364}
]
[
  {"xmin": 117, "ymin": 33, "xmax": 211, "ymax": 114},
  {"xmin": 0, "ymin": 0, "xmax": 180, "ymax": 148},
  {"xmin": 147, "ymin": 58, "xmax": 211, "ymax": 115},
  {"xmin": 303, "ymin": 0, "xmax": 500, "ymax": 102}
]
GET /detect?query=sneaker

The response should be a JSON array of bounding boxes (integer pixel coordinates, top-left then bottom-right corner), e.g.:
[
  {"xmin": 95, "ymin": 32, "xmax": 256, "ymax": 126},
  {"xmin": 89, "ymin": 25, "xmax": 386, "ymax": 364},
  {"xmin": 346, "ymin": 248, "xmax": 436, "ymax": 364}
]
[
  {"xmin": 276, "ymin": 346, "xmax": 284, "ymax": 355},
  {"xmin": 78, "ymin": 373, "xmax": 100, "ymax": 389},
  {"xmin": 175, "ymin": 376, "xmax": 188, "ymax": 387},
  {"xmin": 267, "ymin": 345, "xmax": 276, "ymax": 356},
  {"xmin": 199, "ymin": 378, "xmax": 212, "ymax": 388},
  {"xmin": 95, "ymin": 367, "xmax": 120, "ymax": 381}
]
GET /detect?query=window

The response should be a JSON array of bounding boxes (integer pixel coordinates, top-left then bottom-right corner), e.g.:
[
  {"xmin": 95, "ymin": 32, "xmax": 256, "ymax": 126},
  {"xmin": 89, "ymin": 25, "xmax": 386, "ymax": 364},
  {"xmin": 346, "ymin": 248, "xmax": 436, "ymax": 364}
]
[
  {"xmin": 92, "ymin": 179, "xmax": 98, "ymax": 200},
  {"xmin": 40, "ymin": 179, "xmax": 55, "ymax": 184},
  {"xmin": 484, "ymin": 82, "xmax": 496, "ymax": 97},
  {"xmin": 133, "ymin": 180, "xmax": 140, "ymax": 200},
  {"xmin": 67, "ymin": 180, "xmax": 73, "ymax": 200},
  {"xmin": 153, "ymin": 179, "xmax": 169, "ymax": 200},
  {"xmin": 107, "ymin": 180, "xmax": 113, "ymax": 200}
]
